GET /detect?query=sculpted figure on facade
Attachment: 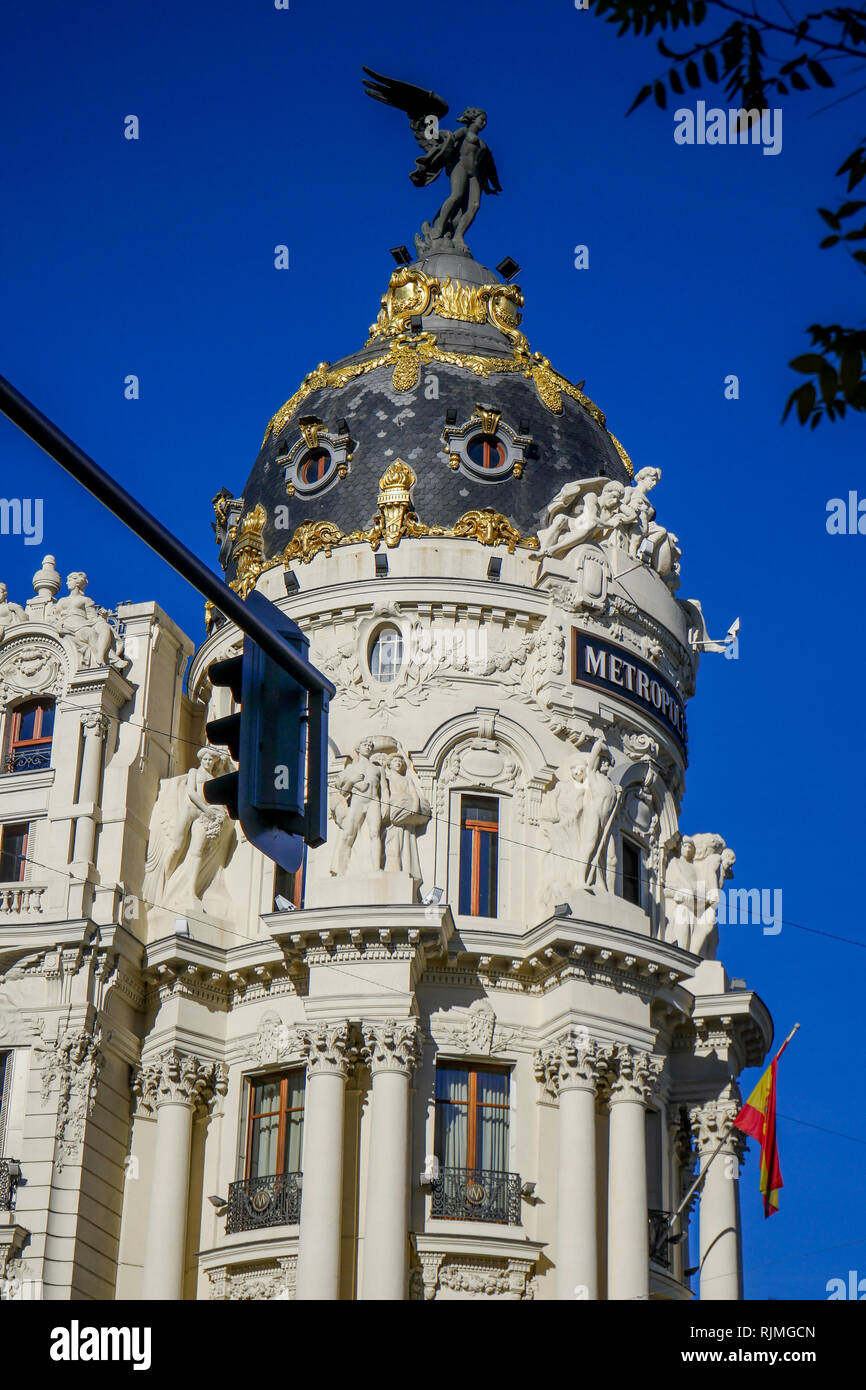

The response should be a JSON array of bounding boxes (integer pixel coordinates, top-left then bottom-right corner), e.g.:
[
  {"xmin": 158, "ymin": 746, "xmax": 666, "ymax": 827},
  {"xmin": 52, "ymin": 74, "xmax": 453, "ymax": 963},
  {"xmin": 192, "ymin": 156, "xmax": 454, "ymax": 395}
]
[
  {"xmin": 329, "ymin": 736, "xmax": 429, "ymax": 880},
  {"xmin": 35, "ymin": 1020, "xmax": 105, "ymax": 1170},
  {"xmin": 536, "ymin": 469, "xmax": 681, "ymax": 590},
  {"xmin": 143, "ymin": 746, "xmax": 237, "ymax": 915},
  {"xmin": 541, "ymin": 733, "xmax": 621, "ymax": 908},
  {"xmin": 45, "ymin": 571, "xmax": 127, "ymax": 670},
  {"xmin": 0, "ymin": 583, "xmax": 26, "ymax": 642},
  {"xmin": 662, "ymin": 832, "xmax": 735, "ymax": 958}
]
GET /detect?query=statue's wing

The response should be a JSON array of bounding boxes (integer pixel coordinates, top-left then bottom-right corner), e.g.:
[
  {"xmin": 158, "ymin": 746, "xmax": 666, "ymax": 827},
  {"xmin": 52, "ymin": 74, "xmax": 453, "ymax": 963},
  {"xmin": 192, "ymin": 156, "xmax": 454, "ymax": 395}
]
[
  {"xmin": 479, "ymin": 147, "xmax": 502, "ymax": 195},
  {"xmin": 362, "ymin": 67, "xmax": 449, "ymax": 123}
]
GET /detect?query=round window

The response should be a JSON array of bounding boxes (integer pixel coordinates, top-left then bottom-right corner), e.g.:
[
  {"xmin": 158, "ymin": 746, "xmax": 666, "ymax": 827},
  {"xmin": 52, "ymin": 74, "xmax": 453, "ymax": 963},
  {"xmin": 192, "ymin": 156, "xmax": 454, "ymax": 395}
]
[
  {"xmin": 466, "ymin": 434, "xmax": 508, "ymax": 471},
  {"xmin": 369, "ymin": 626, "xmax": 404, "ymax": 683},
  {"xmin": 298, "ymin": 448, "xmax": 332, "ymax": 486}
]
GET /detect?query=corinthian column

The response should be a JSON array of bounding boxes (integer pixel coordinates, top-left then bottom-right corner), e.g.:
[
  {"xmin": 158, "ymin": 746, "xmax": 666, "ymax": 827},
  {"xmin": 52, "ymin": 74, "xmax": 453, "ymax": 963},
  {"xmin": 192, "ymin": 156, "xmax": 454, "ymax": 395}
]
[
  {"xmin": 295, "ymin": 1022, "xmax": 356, "ymax": 1301},
  {"xmin": 136, "ymin": 1050, "xmax": 227, "ymax": 1301},
  {"xmin": 359, "ymin": 1018, "xmax": 422, "ymax": 1301},
  {"xmin": 690, "ymin": 1094, "xmax": 745, "ymax": 1301},
  {"xmin": 534, "ymin": 1031, "xmax": 611, "ymax": 1300},
  {"xmin": 72, "ymin": 711, "xmax": 109, "ymax": 869},
  {"xmin": 607, "ymin": 1046, "xmax": 663, "ymax": 1301}
]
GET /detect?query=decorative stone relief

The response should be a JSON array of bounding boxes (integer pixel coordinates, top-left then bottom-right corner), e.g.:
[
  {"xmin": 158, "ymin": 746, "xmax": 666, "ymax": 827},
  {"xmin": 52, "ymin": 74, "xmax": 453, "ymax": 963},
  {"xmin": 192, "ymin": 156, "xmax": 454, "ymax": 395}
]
[
  {"xmin": 433, "ymin": 999, "xmax": 513, "ymax": 1056},
  {"xmin": 432, "ymin": 1256, "xmax": 536, "ymax": 1299},
  {"xmin": 0, "ymin": 557, "xmax": 128, "ymax": 674},
  {"xmin": 296, "ymin": 1021, "xmax": 357, "ymax": 1078},
  {"xmin": 248, "ymin": 1012, "xmax": 297, "ymax": 1067},
  {"xmin": 661, "ymin": 832, "xmax": 736, "ymax": 959},
  {"xmin": 329, "ymin": 736, "xmax": 430, "ymax": 881},
  {"xmin": 537, "ymin": 468, "xmax": 681, "ymax": 592},
  {"xmin": 608, "ymin": 1045, "xmax": 664, "ymax": 1105},
  {"xmin": 133, "ymin": 1049, "xmax": 228, "ymax": 1116},
  {"xmin": 207, "ymin": 1256, "xmax": 296, "ymax": 1300},
  {"xmin": 35, "ymin": 1019, "xmax": 106, "ymax": 1170},
  {"xmin": 533, "ymin": 1029, "xmax": 614, "ymax": 1097},
  {"xmin": 143, "ymin": 746, "xmax": 237, "ymax": 917},
  {"xmin": 539, "ymin": 732, "xmax": 621, "ymax": 910},
  {"xmin": 689, "ymin": 1091, "xmax": 746, "ymax": 1162},
  {"xmin": 361, "ymin": 1018, "xmax": 422, "ymax": 1074}
]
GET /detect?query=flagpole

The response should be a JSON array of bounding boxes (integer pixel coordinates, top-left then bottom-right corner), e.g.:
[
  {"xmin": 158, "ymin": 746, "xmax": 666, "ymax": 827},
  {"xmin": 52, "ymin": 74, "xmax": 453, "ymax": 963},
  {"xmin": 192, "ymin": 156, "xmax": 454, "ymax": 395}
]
[{"xmin": 663, "ymin": 1024, "xmax": 801, "ymax": 1239}]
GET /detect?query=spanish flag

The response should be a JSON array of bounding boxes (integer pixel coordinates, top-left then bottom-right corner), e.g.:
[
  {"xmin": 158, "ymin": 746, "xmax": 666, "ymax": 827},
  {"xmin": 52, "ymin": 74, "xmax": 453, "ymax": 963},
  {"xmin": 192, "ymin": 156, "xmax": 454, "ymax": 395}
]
[{"xmin": 733, "ymin": 1025, "xmax": 798, "ymax": 1218}]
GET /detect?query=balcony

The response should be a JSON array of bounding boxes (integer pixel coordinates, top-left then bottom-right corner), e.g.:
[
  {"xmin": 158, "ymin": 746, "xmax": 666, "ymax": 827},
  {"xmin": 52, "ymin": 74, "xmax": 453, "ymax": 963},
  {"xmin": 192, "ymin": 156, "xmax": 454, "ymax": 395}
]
[
  {"xmin": 5, "ymin": 746, "xmax": 51, "ymax": 774},
  {"xmin": 430, "ymin": 1167, "xmax": 522, "ymax": 1226},
  {"xmin": 225, "ymin": 1172, "xmax": 302, "ymax": 1234},
  {"xmin": 0, "ymin": 885, "xmax": 44, "ymax": 915},
  {"xmin": 0, "ymin": 1159, "xmax": 21, "ymax": 1210},
  {"xmin": 649, "ymin": 1208, "xmax": 680, "ymax": 1270}
]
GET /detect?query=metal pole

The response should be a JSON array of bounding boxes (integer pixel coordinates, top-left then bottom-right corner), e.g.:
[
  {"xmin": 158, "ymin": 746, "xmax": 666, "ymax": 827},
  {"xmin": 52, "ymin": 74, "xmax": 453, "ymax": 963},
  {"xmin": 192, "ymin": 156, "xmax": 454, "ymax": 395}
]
[{"xmin": 0, "ymin": 374, "xmax": 335, "ymax": 699}]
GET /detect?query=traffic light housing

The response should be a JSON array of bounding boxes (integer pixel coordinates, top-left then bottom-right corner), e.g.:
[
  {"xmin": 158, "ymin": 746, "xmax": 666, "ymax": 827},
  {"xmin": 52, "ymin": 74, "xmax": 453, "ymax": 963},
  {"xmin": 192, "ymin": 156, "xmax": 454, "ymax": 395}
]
[{"xmin": 204, "ymin": 590, "xmax": 329, "ymax": 874}]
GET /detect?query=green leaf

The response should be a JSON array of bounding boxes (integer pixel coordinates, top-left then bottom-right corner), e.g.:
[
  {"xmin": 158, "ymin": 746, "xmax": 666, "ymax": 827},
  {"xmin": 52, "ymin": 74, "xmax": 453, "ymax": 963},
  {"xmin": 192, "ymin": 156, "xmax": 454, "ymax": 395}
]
[
  {"xmin": 693, "ymin": 1, "xmax": 707, "ymax": 21},
  {"xmin": 685, "ymin": 58, "xmax": 701, "ymax": 87},
  {"xmin": 840, "ymin": 348, "xmax": 863, "ymax": 397},
  {"xmin": 836, "ymin": 200, "xmax": 866, "ymax": 218},
  {"xmin": 789, "ymin": 353, "xmax": 829, "ymax": 373},
  {"xmin": 819, "ymin": 235, "xmax": 841, "ymax": 248},
  {"xmin": 669, "ymin": 68, "xmax": 684, "ymax": 94},
  {"xmin": 818, "ymin": 207, "xmax": 842, "ymax": 230},
  {"xmin": 654, "ymin": 80, "xmax": 668, "ymax": 108},
  {"xmin": 818, "ymin": 365, "xmax": 839, "ymax": 405},
  {"xmin": 790, "ymin": 71, "xmax": 809, "ymax": 90},
  {"xmin": 703, "ymin": 50, "xmax": 718, "ymax": 81}
]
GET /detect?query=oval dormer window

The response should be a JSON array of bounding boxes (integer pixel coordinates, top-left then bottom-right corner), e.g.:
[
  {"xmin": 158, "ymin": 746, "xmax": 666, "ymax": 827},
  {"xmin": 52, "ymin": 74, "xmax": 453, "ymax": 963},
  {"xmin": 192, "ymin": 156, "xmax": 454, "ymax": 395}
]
[
  {"xmin": 466, "ymin": 434, "xmax": 508, "ymax": 471},
  {"xmin": 369, "ymin": 625, "xmax": 404, "ymax": 683},
  {"xmin": 293, "ymin": 447, "xmax": 336, "ymax": 495}
]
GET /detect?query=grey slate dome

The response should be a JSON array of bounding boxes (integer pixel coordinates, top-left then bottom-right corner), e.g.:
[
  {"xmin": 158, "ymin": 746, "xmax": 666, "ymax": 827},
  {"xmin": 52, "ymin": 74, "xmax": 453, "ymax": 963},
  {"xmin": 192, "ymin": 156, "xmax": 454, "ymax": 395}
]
[{"xmin": 218, "ymin": 248, "xmax": 633, "ymax": 588}]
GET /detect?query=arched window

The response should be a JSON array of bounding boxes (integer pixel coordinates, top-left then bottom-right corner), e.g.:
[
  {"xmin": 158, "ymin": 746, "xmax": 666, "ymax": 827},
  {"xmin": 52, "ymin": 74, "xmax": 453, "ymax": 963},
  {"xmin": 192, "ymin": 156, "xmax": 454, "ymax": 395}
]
[
  {"xmin": 6, "ymin": 698, "xmax": 55, "ymax": 773},
  {"xmin": 369, "ymin": 626, "xmax": 404, "ymax": 683}
]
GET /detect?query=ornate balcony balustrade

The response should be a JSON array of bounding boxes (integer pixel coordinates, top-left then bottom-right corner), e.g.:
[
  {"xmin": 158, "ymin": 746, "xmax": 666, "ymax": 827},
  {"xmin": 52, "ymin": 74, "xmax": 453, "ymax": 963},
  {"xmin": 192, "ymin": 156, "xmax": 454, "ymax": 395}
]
[
  {"xmin": 0, "ymin": 885, "xmax": 44, "ymax": 915},
  {"xmin": 225, "ymin": 1172, "xmax": 302, "ymax": 1234},
  {"xmin": 430, "ymin": 1166, "xmax": 522, "ymax": 1226},
  {"xmin": 648, "ymin": 1208, "xmax": 680, "ymax": 1270},
  {"xmin": 5, "ymin": 745, "xmax": 51, "ymax": 773},
  {"xmin": 0, "ymin": 1159, "xmax": 21, "ymax": 1210}
]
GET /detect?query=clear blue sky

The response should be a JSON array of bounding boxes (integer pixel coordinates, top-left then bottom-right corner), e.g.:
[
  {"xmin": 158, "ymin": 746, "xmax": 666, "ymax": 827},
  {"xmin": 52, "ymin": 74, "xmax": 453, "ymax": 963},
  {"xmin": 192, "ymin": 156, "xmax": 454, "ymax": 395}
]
[{"xmin": 2, "ymin": 0, "xmax": 863, "ymax": 1301}]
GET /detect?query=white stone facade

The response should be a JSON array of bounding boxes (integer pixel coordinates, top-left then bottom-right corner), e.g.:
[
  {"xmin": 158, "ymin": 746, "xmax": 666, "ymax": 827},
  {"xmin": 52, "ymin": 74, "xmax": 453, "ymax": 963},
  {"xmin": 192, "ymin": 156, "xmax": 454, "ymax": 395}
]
[{"xmin": 0, "ymin": 495, "xmax": 772, "ymax": 1302}]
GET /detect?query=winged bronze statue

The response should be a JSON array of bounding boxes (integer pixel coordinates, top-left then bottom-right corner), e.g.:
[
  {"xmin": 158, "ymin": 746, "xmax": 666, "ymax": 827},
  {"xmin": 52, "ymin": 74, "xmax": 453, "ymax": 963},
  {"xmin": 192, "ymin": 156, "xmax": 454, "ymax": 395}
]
[{"xmin": 362, "ymin": 67, "xmax": 501, "ymax": 257}]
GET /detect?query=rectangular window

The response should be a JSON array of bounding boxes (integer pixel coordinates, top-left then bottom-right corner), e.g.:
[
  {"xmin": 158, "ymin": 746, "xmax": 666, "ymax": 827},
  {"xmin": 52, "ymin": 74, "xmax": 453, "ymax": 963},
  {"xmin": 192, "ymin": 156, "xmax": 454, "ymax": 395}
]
[
  {"xmin": 459, "ymin": 796, "xmax": 499, "ymax": 917},
  {"xmin": 621, "ymin": 837, "xmax": 642, "ymax": 907},
  {"xmin": 245, "ymin": 1070, "xmax": 305, "ymax": 1179},
  {"xmin": 435, "ymin": 1063, "xmax": 510, "ymax": 1171},
  {"xmin": 0, "ymin": 824, "xmax": 28, "ymax": 883},
  {"xmin": 273, "ymin": 863, "xmax": 304, "ymax": 910}
]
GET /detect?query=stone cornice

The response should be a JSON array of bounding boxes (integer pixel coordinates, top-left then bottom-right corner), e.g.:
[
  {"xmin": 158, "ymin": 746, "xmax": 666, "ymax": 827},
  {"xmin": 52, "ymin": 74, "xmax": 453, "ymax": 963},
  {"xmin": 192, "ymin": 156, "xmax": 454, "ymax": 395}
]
[{"xmin": 689, "ymin": 992, "xmax": 773, "ymax": 1070}]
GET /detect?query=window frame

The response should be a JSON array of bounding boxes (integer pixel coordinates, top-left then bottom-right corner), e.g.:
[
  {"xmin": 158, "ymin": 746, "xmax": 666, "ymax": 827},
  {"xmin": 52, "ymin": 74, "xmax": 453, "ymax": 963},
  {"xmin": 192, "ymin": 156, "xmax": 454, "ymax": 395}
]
[
  {"xmin": 243, "ymin": 1069, "xmax": 305, "ymax": 1181},
  {"xmin": 459, "ymin": 795, "xmax": 499, "ymax": 918},
  {"xmin": 6, "ymin": 698, "xmax": 54, "ymax": 772},
  {"xmin": 621, "ymin": 835, "xmax": 643, "ymax": 908},
  {"xmin": 368, "ymin": 624, "xmax": 404, "ymax": 684},
  {"xmin": 434, "ymin": 1061, "xmax": 511, "ymax": 1171},
  {"xmin": 0, "ymin": 822, "xmax": 29, "ymax": 884}
]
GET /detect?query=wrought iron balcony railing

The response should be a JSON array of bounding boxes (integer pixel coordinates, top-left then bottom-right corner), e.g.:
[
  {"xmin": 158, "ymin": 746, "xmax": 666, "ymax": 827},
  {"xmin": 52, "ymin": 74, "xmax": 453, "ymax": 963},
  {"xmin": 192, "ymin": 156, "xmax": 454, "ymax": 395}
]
[
  {"xmin": 0, "ymin": 1158, "xmax": 21, "ymax": 1210},
  {"xmin": 648, "ymin": 1208, "xmax": 680, "ymax": 1270},
  {"xmin": 225, "ymin": 1172, "xmax": 302, "ymax": 1234},
  {"xmin": 430, "ymin": 1166, "xmax": 522, "ymax": 1226},
  {"xmin": 5, "ymin": 745, "xmax": 52, "ymax": 774}
]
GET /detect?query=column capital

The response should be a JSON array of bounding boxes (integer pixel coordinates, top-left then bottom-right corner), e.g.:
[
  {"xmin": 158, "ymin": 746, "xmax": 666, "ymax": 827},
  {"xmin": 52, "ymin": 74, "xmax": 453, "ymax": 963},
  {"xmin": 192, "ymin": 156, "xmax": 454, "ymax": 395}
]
[
  {"xmin": 361, "ymin": 1018, "xmax": 422, "ymax": 1077},
  {"xmin": 689, "ymin": 1092, "xmax": 746, "ymax": 1161},
  {"xmin": 79, "ymin": 710, "xmax": 109, "ymax": 739},
  {"xmin": 297, "ymin": 1020, "xmax": 357, "ymax": 1079},
  {"xmin": 607, "ymin": 1045, "xmax": 664, "ymax": 1106},
  {"xmin": 133, "ymin": 1048, "xmax": 227, "ymax": 1116},
  {"xmin": 533, "ymin": 1029, "xmax": 613, "ymax": 1098}
]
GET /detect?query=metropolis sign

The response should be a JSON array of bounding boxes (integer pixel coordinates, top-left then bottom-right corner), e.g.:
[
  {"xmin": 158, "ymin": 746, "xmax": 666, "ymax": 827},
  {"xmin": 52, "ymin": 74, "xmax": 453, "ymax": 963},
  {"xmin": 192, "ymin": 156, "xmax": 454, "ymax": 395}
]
[{"xmin": 571, "ymin": 631, "xmax": 688, "ymax": 754}]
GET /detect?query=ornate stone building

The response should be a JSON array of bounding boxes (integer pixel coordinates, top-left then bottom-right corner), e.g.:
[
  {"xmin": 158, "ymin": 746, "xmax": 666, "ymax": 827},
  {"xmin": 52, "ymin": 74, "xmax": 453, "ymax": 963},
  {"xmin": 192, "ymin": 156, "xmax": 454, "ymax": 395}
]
[{"xmin": 0, "ymin": 182, "xmax": 771, "ymax": 1302}]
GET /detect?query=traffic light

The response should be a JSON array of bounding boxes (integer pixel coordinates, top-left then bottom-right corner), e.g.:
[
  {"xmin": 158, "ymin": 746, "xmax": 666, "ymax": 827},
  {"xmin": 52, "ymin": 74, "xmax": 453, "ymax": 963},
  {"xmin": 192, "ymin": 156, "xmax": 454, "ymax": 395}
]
[{"xmin": 204, "ymin": 590, "xmax": 330, "ymax": 874}]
